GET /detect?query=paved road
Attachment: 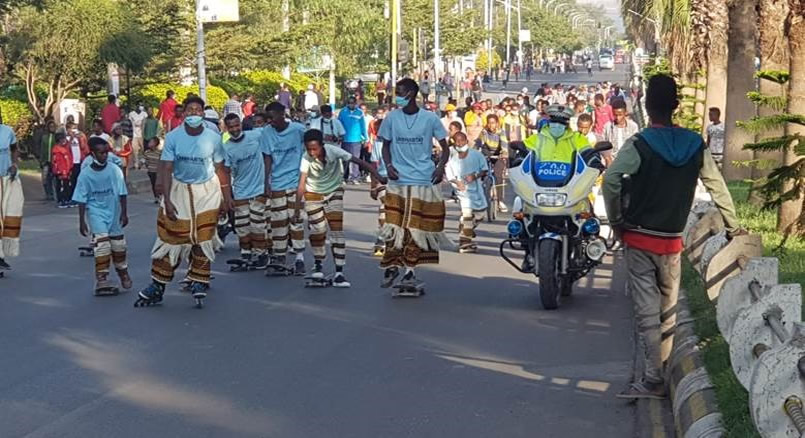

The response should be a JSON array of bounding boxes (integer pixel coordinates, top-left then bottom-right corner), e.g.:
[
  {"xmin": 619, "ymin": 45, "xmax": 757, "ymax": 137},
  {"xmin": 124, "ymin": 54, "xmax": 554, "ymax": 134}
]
[
  {"xmin": 481, "ymin": 64, "xmax": 632, "ymax": 101},
  {"xmin": 1, "ymin": 179, "xmax": 635, "ymax": 437}
]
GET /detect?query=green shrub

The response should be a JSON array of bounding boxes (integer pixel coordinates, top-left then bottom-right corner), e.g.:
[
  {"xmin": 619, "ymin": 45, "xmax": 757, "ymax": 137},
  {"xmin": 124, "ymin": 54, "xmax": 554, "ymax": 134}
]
[
  {"xmin": 135, "ymin": 83, "xmax": 229, "ymax": 113},
  {"xmin": 211, "ymin": 70, "xmax": 323, "ymax": 108},
  {"xmin": 0, "ymin": 98, "xmax": 35, "ymax": 148}
]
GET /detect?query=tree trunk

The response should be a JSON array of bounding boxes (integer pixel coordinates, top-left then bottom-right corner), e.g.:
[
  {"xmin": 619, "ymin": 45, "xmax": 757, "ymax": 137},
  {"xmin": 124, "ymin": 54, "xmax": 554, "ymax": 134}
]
[
  {"xmin": 722, "ymin": 0, "xmax": 758, "ymax": 181},
  {"xmin": 704, "ymin": 0, "xmax": 729, "ymax": 136},
  {"xmin": 779, "ymin": 0, "xmax": 805, "ymax": 233},
  {"xmin": 755, "ymin": 0, "xmax": 789, "ymax": 184}
]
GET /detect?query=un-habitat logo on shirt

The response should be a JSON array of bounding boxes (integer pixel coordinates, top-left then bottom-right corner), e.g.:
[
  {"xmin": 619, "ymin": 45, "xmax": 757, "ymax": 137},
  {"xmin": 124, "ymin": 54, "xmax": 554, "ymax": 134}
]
[
  {"xmin": 395, "ymin": 135, "xmax": 425, "ymax": 144},
  {"xmin": 89, "ymin": 187, "xmax": 114, "ymax": 200},
  {"xmin": 175, "ymin": 154, "xmax": 206, "ymax": 164},
  {"xmin": 536, "ymin": 162, "xmax": 570, "ymax": 181}
]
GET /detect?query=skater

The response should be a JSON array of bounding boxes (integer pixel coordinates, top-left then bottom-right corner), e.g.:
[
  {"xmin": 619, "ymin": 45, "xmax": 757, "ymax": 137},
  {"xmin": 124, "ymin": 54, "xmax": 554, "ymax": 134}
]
[
  {"xmin": 446, "ymin": 132, "xmax": 488, "ymax": 253},
  {"xmin": 295, "ymin": 129, "xmax": 386, "ymax": 286},
  {"xmin": 72, "ymin": 137, "xmax": 132, "ymax": 294},
  {"xmin": 0, "ymin": 109, "xmax": 22, "ymax": 272},
  {"xmin": 261, "ymin": 102, "xmax": 307, "ymax": 275},
  {"xmin": 136, "ymin": 96, "xmax": 231, "ymax": 308},
  {"xmin": 222, "ymin": 113, "xmax": 269, "ymax": 270},
  {"xmin": 377, "ymin": 78, "xmax": 451, "ymax": 294}
]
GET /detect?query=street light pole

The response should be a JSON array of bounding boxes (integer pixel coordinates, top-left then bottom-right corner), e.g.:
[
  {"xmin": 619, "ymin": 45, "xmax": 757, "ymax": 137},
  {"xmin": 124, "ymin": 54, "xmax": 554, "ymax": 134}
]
[
  {"xmin": 505, "ymin": 0, "xmax": 511, "ymax": 65},
  {"xmin": 485, "ymin": 0, "xmax": 492, "ymax": 78},
  {"xmin": 195, "ymin": 0, "xmax": 207, "ymax": 101},
  {"xmin": 517, "ymin": 0, "xmax": 522, "ymax": 65}
]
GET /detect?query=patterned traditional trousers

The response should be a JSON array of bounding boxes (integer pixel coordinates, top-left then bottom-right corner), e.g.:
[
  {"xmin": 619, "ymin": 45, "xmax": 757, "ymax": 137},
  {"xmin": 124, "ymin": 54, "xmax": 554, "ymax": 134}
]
[
  {"xmin": 269, "ymin": 189, "xmax": 305, "ymax": 258},
  {"xmin": 233, "ymin": 196, "xmax": 268, "ymax": 258},
  {"xmin": 304, "ymin": 188, "xmax": 346, "ymax": 268},
  {"xmin": 458, "ymin": 207, "xmax": 485, "ymax": 249},
  {"xmin": 94, "ymin": 233, "xmax": 128, "ymax": 277},
  {"xmin": 0, "ymin": 175, "xmax": 24, "ymax": 259},
  {"xmin": 380, "ymin": 184, "xmax": 448, "ymax": 268}
]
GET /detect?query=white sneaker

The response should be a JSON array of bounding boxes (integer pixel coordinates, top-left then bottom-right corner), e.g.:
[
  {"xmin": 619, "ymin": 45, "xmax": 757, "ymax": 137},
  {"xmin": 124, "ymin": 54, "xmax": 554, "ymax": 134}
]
[
  {"xmin": 333, "ymin": 273, "xmax": 351, "ymax": 288},
  {"xmin": 498, "ymin": 201, "xmax": 509, "ymax": 213}
]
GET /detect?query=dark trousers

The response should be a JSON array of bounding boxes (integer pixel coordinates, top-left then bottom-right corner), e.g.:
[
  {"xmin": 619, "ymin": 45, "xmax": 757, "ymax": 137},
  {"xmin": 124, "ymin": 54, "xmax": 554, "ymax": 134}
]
[
  {"xmin": 56, "ymin": 178, "xmax": 71, "ymax": 204},
  {"xmin": 342, "ymin": 142, "xmax": 362, "ymax": 182},
  {"xmin": 41, "ymin": 162, "xmax": 55, "ymax": 200},
  {"xmin": 67, "ymin": 164, "xmax": 81, "ymax": 202},
  {"xmin": 148, "ymin": 172, "xmax": 158, "ymax": 198}
]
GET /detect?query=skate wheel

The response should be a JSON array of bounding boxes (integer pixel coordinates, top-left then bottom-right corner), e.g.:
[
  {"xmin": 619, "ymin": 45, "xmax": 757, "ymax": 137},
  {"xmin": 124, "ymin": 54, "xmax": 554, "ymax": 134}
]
[{"xmin": 195, "ymin": 298, "xmax": 204, "ymax": 308}]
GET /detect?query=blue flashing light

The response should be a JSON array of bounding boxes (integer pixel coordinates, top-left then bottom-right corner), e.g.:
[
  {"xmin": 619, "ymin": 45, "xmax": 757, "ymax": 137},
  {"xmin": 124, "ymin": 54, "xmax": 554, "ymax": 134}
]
[
  {"xmin": 507, "ymin": 220, "xmax": 524, "ymax": 237},
  {"xmin": 582, "ymin": 218, "xmax": 601, "ymax": 235}
]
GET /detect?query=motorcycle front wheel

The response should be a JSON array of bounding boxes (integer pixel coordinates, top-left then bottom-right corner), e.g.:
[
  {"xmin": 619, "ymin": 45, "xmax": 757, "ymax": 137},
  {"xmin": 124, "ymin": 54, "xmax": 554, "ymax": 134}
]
[{"xmin": 538, "ymin": 239, "xmax": 562, "ymax": 310}]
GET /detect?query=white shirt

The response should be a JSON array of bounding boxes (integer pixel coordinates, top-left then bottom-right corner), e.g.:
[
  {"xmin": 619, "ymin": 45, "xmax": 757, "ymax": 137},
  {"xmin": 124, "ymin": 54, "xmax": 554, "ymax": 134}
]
[
  {"xmin": 304, "ymin": 91, "xmax": 319, "ymax": 110},
  {"xmin": 707, "ymin": 123, "xmax": 725, "ymax": 155},
  {"xmin": 69, "ymin": 136, "xmax": 81, "ymax": 164},
  {"xmin": 308, "ymin": 116, "xmax": 346, "ymax": 147},
  {"xmin": 128, "ymin": 110, "xmax": 148, "ymax": 138}
]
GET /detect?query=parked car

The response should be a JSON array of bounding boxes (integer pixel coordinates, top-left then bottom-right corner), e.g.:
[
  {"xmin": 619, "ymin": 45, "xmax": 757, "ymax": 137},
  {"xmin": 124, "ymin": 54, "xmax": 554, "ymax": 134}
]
[{"xmin": 599, "ymin": 55, "xmax": 615, "ymax": 71}]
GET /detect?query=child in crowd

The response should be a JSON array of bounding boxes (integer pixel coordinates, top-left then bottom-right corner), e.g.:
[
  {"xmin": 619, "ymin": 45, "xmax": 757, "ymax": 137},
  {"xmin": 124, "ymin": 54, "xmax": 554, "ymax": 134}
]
[
  {"xmin": 446, "ymin": 132, "xmax": 489, "ymax": 253},
  {"xmin": 143, "ymin": 137, "xmax": 163, "ymax": 203}
]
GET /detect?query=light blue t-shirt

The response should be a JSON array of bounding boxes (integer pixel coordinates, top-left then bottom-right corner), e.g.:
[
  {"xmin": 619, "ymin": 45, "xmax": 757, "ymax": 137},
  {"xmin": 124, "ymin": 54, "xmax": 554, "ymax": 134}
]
[
  {"xmin": 72, "ymin": 163, "xmax": 128, "ymax": 235},
  {"xmin": 446, "ymin": 148, "xmax": 489, "ymax": 210},
  {"xmin": 0, "ymin": 124, "xmax": 18, "ymax": 177},
  {"xmin": 161, "ymin": 126, "xmax": 224, "ymax": 184},
  {"xmin": 370, "ymin": 140, "xmax": 387, "ymax": 178},
  {"xmin": 378, "ymin": 108, "xmax": 447, "ymax": 186},
  {"xmin": 260, "ymin": 122, "xmax": 306, "ymax": 191},
  {"xmin": 223, "ymin": 131, "xmax": 265, "ymax": 200},
  {"xmin": 81, "ymin": 152, "xmax": 123, "ymax": 170}
]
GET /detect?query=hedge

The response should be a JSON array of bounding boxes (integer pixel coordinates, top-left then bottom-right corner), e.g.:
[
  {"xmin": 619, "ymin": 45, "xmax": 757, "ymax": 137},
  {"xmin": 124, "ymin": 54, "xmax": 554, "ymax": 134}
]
[
  {"xmin": 0, "ymin": 98, "xmax": 34, "ymax": 147},
  {"xmin": 135, "ymin": 83, "xmax": 229, "ymax": 113},
  {"xmin": 211, "ymin": 70, "xmax": 323, "ymax": 108}
]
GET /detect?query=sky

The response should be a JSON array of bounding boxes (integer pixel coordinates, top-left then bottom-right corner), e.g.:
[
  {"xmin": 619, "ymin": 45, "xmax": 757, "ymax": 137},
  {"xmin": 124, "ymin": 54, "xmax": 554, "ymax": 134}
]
[{"xmin": 577, "ymin": 0, "xmax": 624, "ymax": 31}]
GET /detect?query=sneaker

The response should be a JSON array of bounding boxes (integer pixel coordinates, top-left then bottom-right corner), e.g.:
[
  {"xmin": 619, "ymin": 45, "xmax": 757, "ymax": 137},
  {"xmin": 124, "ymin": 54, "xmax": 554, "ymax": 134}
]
[
  {"xmin": 58, "ymin": 203, "xmax": 69, "ymax": 209},
  {"xmin": 294, "ymin": 259, "xmax": 305, "ymax": 276},
  {"xmin": 616, "ymin": 380, "xmax": 667, "ymax": 400},
  {"xmin": 0, "ymin": 258, "xmax": 10, "ymax": 270},
  {"xmin": 309, "ymin": 261, "xmax": 324, "ymax": 279},
  {"xmin": 138, "ymin": 282, "xmax": 165, "ymax": 302},
  {"xmin": 498, "ymin": 201, "xmax": 509, "ymax": 213},
  {"xmin": 251, "ymin": 254, "xmax": 269, "ymax": 270},
  {"xmin": 459, "ymin": 244, "xmax": 478, "ymax": 254},
  {"xmin": 381, "ymin": 267, "xmax": 400, "ymax": 288},
  {"xmin": 399, "ymin": 270, "xmax": 418, "ymax": 287},
  {"xmin": 190, "ymin": 282, "xmax": 209, "ymax": 299},
  {"xmin": 333, "ymin": 272, "xmax": 351, "ymax": 288}
]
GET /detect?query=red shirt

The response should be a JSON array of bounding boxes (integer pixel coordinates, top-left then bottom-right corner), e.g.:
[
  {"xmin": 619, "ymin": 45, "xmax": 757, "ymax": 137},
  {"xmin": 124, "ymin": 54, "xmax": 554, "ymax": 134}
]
[
  {"xmin": 168, "ymin": 116, "xmax": 184, "ymax": 132},
  {"xmin": 623, "ymin": 231, "xmax": 683, "ymax": 255},
  {"xmin": 159, "ymin": 98, "xmax": 178, "ymax": 125},
  {"xmin": 243, "ymin": 101, "xmax": 256, "ymax": 117},
  {"xmin": 51, "ymin": 144, "xmax": 73, "ymax": 179},
  {"xmin": 593, "ymin": 104, "xmax": 614, "ymax": 135},
  {"xmin": 100, "ymin": 103, "xmax": 121, "ymax": 134}
]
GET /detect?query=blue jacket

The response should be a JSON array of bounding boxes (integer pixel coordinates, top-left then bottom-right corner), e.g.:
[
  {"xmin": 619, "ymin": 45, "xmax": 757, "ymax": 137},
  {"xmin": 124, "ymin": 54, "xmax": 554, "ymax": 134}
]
[{"xmin": 338, "ymin": 108, "xmax": 367, "ymax": 143}]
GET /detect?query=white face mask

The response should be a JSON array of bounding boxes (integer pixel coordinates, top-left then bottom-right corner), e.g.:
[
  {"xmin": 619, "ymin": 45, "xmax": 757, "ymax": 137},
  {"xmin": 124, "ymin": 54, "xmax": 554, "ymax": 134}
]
[{"xmin": 456, "ymin": 145, "xmax": 469, "ymax": 153}]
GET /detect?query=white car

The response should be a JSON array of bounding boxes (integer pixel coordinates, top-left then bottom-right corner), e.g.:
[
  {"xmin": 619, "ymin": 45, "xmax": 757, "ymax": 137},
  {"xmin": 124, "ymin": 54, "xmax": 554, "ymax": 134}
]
[{"xmin": 599, "ymin": 55, "xmax": 615, "ymax": 71}]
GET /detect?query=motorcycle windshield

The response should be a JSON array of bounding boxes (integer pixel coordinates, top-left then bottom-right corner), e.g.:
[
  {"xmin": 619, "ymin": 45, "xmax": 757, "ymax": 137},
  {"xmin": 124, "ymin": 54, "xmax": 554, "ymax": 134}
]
[{"xmin": 523, "ymin": 153, "xmax": 575, "ymax": 188}]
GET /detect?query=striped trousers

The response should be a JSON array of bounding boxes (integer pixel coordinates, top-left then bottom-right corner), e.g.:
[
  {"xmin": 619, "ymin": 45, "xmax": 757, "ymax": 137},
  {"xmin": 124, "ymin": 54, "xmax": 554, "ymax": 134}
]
[
  {"xmin": 269, "ymin": 189, "xmax": 305, "ymax": 256},
  {"xmin": 458, "ymin": 207, "xmax": 485, "ymax": 247},
  {"xmin": 371, "ymin": 185, "xmax": 387, "ymax": 246},
  {"xmin": 93, "ymin": 233, "xmax": 127, "ymax": 275},
  {"xmin": 304, "ymin": 188, "xmax": 346, "ymax": 267},
  {"xmin": 233, "ymin": 196, "xmax": 268, "ymax": 257}
]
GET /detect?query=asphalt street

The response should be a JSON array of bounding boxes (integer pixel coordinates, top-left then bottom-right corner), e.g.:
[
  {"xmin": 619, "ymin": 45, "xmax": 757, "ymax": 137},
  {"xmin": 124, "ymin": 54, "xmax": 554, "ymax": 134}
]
[
  {"xmin": 3, "ymin": 67, "xmax": 636, "ymax": 437},
  {"xmin": 481, "ymin": 64, "xmax": 632, "ymax": 101}
]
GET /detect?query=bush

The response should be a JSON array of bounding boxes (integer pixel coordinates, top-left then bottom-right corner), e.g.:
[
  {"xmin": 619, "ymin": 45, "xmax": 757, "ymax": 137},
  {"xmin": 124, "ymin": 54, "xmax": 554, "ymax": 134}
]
[
  {"xmin": 135, "ymin": 83, "xmax": 229, "ymax": 113},
  {"xmin": 0, "ymin": 98, "xmax": 35, "ymax": 149},
  {"xmin": 211, "ymin": 70, "xmax": 323, "ymax": 109}
]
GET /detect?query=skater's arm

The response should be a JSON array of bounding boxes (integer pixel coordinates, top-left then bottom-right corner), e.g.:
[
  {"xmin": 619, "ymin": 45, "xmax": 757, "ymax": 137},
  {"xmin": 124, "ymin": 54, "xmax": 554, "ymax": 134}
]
[
  {"xmin": 215, "ymin": 162, "xmax": 233, "ymax": 212},
  {"xmin": 294, "ymin": 172, "xmax": 307, "ymax": 221},
  {"xmin": 119, "ymin": 195, "xmax": 128, "ymax": 228},
  {"xmin": 77, "ymin": 203, "xmax": 89, "ymax": 237},
  {"xmin": 381, "ymin": 138, "xmax": 398, "ymax": 180},
  {"xmin": 263, "ymin": 153, "xmax": 273, "ymax": 194},
  {"xmin": 431, "ymin": 138, "xmax": 450, "ymax": 184},
  {"xmin": 160, "ymin": 160, "xmax": 177, "ymax": 220}
]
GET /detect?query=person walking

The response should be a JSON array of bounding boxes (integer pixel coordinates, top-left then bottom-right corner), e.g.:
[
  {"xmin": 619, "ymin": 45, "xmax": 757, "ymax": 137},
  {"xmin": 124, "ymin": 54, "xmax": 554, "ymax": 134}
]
[
  {"xmin": 337, "ymin": 97, "xmax": 367, "ymax": 184},
  {"xmin": 39, "ymin": 119, "xmax": 57, "ymax": 201},
  {"xmin": 110, "ymin": 123, "xmax": 133, "ymax": 179},
  {"xmin": 446, "ymin": 132, "xmax": 488, "ymax": 253},
  {"xmin": 73, "ymin": 137, "xmax": 132, "ymax": 295},
  {"xmin": 100, "ymin": 95, "xmax": 121, "ymax": 135},
  {"xmin": 261, "ymin": 102, "xmax": 308, "ymax": 276},
  {"xmin": 135, "ymin": 96, "xmax": 232, "ymax": 307},
  {"xmin": 51, "ymin": 132, "xmax": 73, "ymax": 208},
  {"xmin": 420, "ymin": 71, "xmax": 431, "ymax": 104},
  {"xmin": 308, "ymin": 105, "xmax": 345, "ymax": 148},
  {"xmin": 157, "ymin": 90, "xmax": 179, "ymax": 131},
  {"xmin": 603, "ymin": 74, "xmax": 743, "ymax": 400},
  {"xmin": 143, "ymin": 137, "xmax": 162, "ymax": 203},
  {"xmin": 222, "ymin": 113, "xmax": 269, "ymax": 269},
  {"xmin": 128, "ymin": 103, "xmax": 148, "ymax": 169},
  {"xmin": 602, "ymin": 99, "xmax": 640, "ymax": 165},
  {"xmin": 223, "ymin": 93, "xmax": 243, "ymax": 120},
  {"xmin": 0, "ymin": 109, "xmax": 22, "ymax": 271},
  {"xmin": 143, "ymin": 107, "xmax": 161, "ymax": 145},
  {"xmin": 65, "ymin": 121, "xmax": 89, "ymax": 206},
  {"xmin": 242, "ymin": 94, "xmax": 257, "ymax": 119},
  {"xmin": 377, "ymin": 78, "xmax": 450, "ymax": 291},
  {"xmin": 706, "ymin": 107, "xmax": 725, "ymax": 168}
]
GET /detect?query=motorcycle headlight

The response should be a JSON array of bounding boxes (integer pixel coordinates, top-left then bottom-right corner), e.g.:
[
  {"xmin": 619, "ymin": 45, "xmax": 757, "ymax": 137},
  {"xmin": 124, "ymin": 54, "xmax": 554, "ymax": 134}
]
[
  {"xmin": 586, "ymin": 239, "xmax": 607, "ymax": 261},
  {"xmin": 536, "ymin": 193, "xmax": 567, "ymax": 207},
  {"xmin": 507, "ymin": 220, "xmax": 523, "ymax": 236},
  {"xmin": 582, "ymin": 218, "xmax": 601, "ymax": 235}
]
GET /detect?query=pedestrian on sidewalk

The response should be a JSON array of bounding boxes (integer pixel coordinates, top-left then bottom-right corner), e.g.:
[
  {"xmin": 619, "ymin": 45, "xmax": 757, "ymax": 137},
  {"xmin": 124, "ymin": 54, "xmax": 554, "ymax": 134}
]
[
  {"xmin": 66, "ymin": 122, "xmax": 89, "ymax": 206},
  {"xmin": 73, "ymin": 137, "xmax": 132, "ymax": 295},
  {"xmin": 706, "ymin": 107, "xmax": 725, "ymax": 168},
  {"xmin": 377, "ymin": 78, "xmax": 451, "ymax": 290},
  {"xmin": 446, "ymin": 132, "xmax": 488, "ymax": 254},
  {"xmin": 337, "ymin": 97, "xmax": 367, "ymax": 185},
  {"xmin": 128, "ymin": 102, "xmax": 148, "ymax": 169},
  {"xmin": 602, "ymin": 98, "xmax": 640, "ymax": 165},
  {"xmin": 143, "ymin": 137, "xmax": 163, "ymax": 203},
  {"xmin": 51, "ymin": 132, "xmax": 73, "ymax": 208},
  {"xmin": 101, "ymin": 95, "xmax": 120, "ymax": 135},
  {"xmin": 592, "ymin": 93, "xmax": 614, "ymax": 139},
  {"xmin": 223, "ymin": 113, "xmax": 269, "ymax": 269},
  {"xmin": 261, "ymin": 102, "xmax": 307, "ymax": 275},
  {"xmin": 143, "ymin": 107, "xmax": 161, "ymax": 144},
  {"xmin": 295, "ymin": 129, "xmax": 385, "ymax": 286},
  {"xmin": 39, "ymin": 119, "xmax": 57, "ymax": 201},
  {"xmin": 136, "ymin": 96, "xmax": 232, "ymax": 307},
  {"xmin": 157, "ymin": 90, "xmax": 178, "ymax": 132},
  {"xmin": 0, "ymin": 109, "xmax": 22, "ymax": 271},
  {"xmin": 603, "ymin": 74, "xmax": 744, "ymax": 400}
]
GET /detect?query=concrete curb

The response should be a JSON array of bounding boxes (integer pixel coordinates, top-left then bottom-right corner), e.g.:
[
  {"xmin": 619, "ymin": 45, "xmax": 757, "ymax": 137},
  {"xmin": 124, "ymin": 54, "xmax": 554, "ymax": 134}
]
[{"xmin": 667, "ymin": 292, "xmax": 725, "ymax": 437}]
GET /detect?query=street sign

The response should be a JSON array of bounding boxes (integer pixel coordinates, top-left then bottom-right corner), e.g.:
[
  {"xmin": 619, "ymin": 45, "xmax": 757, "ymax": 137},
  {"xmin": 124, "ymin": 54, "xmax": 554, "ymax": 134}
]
[
  {"xmin": 519, "ymin": 29, "xmax": 531, "ymax": 42},
  {"xmin": 197, "ymin": 0, "xmax": 239, "ymax": 23}
]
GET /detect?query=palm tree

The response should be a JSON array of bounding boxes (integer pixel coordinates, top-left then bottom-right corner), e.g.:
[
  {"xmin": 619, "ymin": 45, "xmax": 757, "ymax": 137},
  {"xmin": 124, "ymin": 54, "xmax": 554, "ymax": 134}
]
[
  {"xmin": 702, "ymin": 0, "xmax": 728, "ymax": 134},
  {"xmin": 722, "ymin": 0, "xmax": 758, "ymax": 181}
]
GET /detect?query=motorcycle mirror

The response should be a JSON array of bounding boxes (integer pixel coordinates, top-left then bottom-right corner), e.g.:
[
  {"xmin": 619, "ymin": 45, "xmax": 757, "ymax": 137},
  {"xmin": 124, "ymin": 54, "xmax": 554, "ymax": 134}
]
[{"xmin": 593, "ymin": 141, "xmax": 614, "ymax": 153}]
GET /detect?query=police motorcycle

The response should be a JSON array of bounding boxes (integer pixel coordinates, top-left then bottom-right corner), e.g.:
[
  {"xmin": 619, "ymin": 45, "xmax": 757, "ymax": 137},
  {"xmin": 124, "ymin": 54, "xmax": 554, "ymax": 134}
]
[{"xmin": 499, "ymin": 140, "xmax": 613, "ymax": 310}]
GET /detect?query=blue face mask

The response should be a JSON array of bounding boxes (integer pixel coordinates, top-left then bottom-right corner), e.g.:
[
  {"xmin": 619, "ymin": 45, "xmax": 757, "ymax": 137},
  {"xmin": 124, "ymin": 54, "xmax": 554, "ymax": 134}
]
[
  {"xmin": 185, "ymin": 115, "xmax": 203, "ymax": 128},
  {"xmin": 395, "ymin": 96, "xmax": 410, "ymax": 107},
  {"xmin": 549, "ymin": 122, "xmax": 567, "ymax": 138}
]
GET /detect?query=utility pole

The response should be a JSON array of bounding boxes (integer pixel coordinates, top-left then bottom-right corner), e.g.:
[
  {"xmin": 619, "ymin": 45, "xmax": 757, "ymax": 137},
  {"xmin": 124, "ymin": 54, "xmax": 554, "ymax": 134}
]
[
  {"xmin": 195, "ymin": 0, "xmax": 207, "ymax": 101},
  {"xmin": 434, "ymin": 0, "xmax": 441, "ymax": 78},
  {"xmin": 516, "ymin": 0, "xmax": 522, "ymax": 66},
  {"xmin": 282, "ymin": 0, "xmax": 290, "ymax": 80},
  {"xmin": 391, "ymin": 0, "xmax": 398, "ymax": 93},
  {"xmin": 485, "ymin": 0, "xmax": 491, "ymax": 78},
  {"xmin": 505, "ymin": 0, "xmax": 511, "ymax": 66}
]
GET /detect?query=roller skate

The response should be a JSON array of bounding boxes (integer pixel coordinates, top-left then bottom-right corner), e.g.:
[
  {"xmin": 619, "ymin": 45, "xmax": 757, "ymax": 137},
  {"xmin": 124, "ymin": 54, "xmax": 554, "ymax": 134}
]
[
  {"xmin": 0, "ymin": 257, "xmax": 10, "ymax": 271},
  {"xmin": 265, "ymin": 255, "xmax": 292, "ymax": 277},
  {"xmin": 251, "ymin": 253, "xmax": 269, "ymax": 270},
  {"xmin": 332, "ymin": 271, "xmax": 351, "ymax": 288},
  {"xmin": 189, "ymin": 282, "xmax": 208, "ymax": 308},
  {"xmin": 392, "ymin": 270, "xmax": 425, "ymax": 298},
  {"xmin": 94, "ymin": 272, "xmax": 119, "ymax": 296},
  {"xmin": 304, "ymin": 261, "xmax": 330, "ymax": 288},
  {"xmin": 117, "ymin": 268, "xmax": 133, "ymax": 291},
  {"xmin": 380, "ymin": 266, "xmax": 400, "ymax": 288},
  {"xmin": 134, "ymin": 282, "xmax": 165, "ymax": 307},
  {"xmin": 293, "ymin": 258, "xmax": 306, "ymax": 276},
  {"xmin": 458, "ymin": 243, "xmax": 478, "ymax": 254},
  {"xmin": 227, "ymin": 252, "xmax": 253, "ymax": 272},
  {"xmin": 78, "ymin": 246, "xmax": 94, "ymax": 257}
]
